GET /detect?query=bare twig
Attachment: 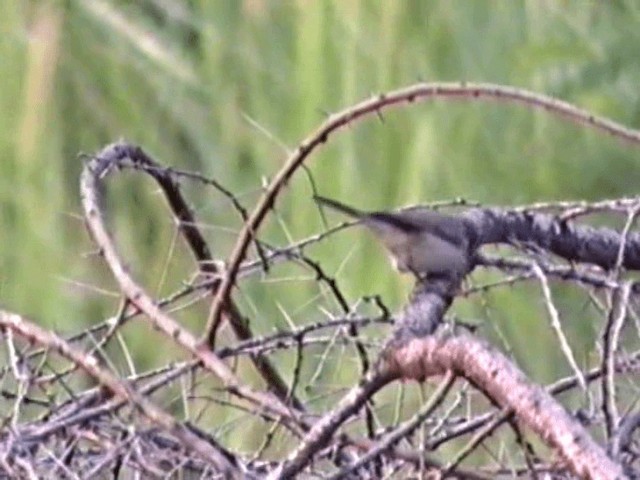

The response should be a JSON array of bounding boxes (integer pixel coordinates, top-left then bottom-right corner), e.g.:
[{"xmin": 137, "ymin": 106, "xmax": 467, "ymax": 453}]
[
  {"xmin": 602, "ymin": 282, "xmax": 633, "ymax": 439},
  {"xmin": 328, "ymin": 372, "xmax": 456, "ymax": 479},
  {"xmin": 269, "ymin": 368, "xmax": 398, "ymax": 480},
  {"xmin": 0, "ymin": 310, "xmax": 244, "ymax": 478},
  {"xmin": 531, "ymin": 263, "xmax": 588, "ymax": 393},
  {"xmin": 79, "ymin": 147, "xmax": 300, "ymax": 426}
]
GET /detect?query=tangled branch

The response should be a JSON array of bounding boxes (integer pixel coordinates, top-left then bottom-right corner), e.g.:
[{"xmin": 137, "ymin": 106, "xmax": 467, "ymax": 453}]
[{"xmin": 2, "ymin": 82, "xmax": 640, "ymax": 478}]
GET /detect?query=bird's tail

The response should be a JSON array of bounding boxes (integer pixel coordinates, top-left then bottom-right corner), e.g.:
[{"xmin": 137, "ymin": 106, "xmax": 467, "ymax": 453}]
[{"xmin": 313, "ymin": 195, "xmax": 365, "ymax": 219}]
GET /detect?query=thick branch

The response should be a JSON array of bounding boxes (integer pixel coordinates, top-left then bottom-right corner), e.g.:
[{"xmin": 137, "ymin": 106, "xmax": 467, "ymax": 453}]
[
  {"xmin": 465, "ymin": 207, "xmax": 640, "ymax": 270},
  {"xmin": 385, "ymin": 332, "xmax": 625, "ymax": 479},
  {"xmin": 205, "ymin": 82, "xmax": 640, "ymax": 346}
]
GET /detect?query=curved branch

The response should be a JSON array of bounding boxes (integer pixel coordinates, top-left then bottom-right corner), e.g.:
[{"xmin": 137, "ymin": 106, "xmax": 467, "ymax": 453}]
[
  {"xmin": 85, "ymin": 142, "xmax": 303, "ymax": 410},
  {"xmin": 0, "ymin": 310, "xmax": 244, "ymax": 479},
  {"xmin": 385, "ymin": 332, "xmax": 625, "ymax": 479},
  {"xmin": 79, "ymin": 148, "xmax": 300, "ymax": 428},
  {"xmin": 204, "ymin": 81, "xmax": 640, "ymax": 346}
]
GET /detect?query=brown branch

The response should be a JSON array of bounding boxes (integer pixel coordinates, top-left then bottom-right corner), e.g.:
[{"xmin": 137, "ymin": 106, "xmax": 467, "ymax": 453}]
[
  {"xmin": 384, "ymin": 331, "xmax": 625, "ymax": 480},
  {"xmin": 269, "ymin": 367, "xmax": 398, "ymax": 480},
  {"xmin": 0, "ymin": 310, "xmax": 243, "ymax": 478},
  {"xmin": 79, "ymin": 148, "xmax": 300, "ymax": 428},
  {"xmin": 84, "ymin": 142, "xmax": 303, "ymax": 411},
  {"xmin": 204, "ymin": 81, "xmax": 640, "ymax": 347},
  {"xmin": 425, "ymin": 347, "xmax": 640, "ymax": 453}
]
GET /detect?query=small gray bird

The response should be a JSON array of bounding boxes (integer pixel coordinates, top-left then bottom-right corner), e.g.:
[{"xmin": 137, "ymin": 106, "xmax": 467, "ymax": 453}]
[{"xmin": 314, "ymin": 195, "xmax": 476, "ymax": 279}]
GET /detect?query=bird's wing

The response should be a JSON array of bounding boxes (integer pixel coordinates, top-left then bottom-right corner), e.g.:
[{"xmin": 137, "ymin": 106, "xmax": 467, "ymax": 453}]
[
  {"xmin": 314, "ymin": 195, "xmax": 366, "ymax": 219},
  {"xmin": 396, "ymin": 209, "xmax": 469, "ymax": 248}
]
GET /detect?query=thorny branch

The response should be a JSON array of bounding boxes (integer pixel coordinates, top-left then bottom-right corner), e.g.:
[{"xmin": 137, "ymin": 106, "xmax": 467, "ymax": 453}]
[
  {"xmin": 205, "ymin": 81, "xmax": 640, "ymax": 349},
  {"xmin": 2, "ymin": 82, "xmax": 640, "ymax": 478}
]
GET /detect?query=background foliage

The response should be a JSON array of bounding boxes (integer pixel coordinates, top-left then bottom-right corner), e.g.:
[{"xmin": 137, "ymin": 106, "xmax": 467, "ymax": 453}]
[{"xmin": 3, "ymin": 0, "xmax": 640, "ymax": 403}]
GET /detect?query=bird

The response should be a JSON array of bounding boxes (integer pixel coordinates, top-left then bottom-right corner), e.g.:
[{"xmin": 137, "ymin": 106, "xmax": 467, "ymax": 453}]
[{"xmin": 314, "ymin": 195, "xmax": 476, "ymax": 279}]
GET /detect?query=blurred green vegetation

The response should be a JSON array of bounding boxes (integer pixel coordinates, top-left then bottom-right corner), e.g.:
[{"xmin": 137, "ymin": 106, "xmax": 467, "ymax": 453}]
[{"xmin": 3, "ymin": 0, "xmax": 640, "ymax": 455}]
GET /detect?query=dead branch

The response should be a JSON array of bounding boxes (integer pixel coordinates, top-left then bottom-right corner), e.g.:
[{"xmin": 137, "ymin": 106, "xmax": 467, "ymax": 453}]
[
  {"xmin": 0, "ymin": 310, "xmax": 244, "ymax": 478},
  {"xmin": 79, "ymin": 148, "xmax": 301, "ymax": 427},
  {"xmin": 385, "ymin": 328, "xmax": 624, "ymax": 479},
  {"xmin": 4, "ymin": 82, "xmax": 640, "ymax": 478}
]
